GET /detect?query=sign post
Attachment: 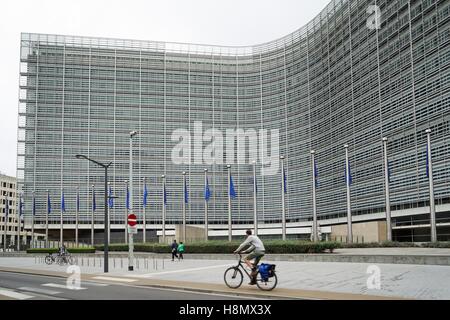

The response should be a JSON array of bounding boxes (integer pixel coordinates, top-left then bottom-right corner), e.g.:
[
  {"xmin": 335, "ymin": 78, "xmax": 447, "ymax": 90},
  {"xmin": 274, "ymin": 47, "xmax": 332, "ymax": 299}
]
[{"xmin": 127, "ymin": 213, "xmax": 137, "ymax": 271}]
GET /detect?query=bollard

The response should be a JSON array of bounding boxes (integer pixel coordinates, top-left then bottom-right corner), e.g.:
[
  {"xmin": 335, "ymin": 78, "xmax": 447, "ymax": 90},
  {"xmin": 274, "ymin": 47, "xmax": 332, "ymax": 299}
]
[
  {"xmin": 113, "ymin": 258, "xmax": 116, "ymax": 269},
  {"xmin": 81, "ymin": 257, "xmax": 84, "ymax": 267},
  {"xmin": 100, "ymin": 258, "xmax": 102, "ymax": 268},
  {"xmin": 87, "ymin": 258, "xmax": 89, "ymax": 267},
  {"xmin": 162, "ymin": 259, "xmax": 164, "ymax": 269}
]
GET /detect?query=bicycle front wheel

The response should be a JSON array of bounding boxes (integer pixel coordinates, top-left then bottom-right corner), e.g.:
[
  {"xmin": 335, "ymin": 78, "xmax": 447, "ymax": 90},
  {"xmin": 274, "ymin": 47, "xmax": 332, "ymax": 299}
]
[
  {"xmin": 224, "ymin": 267, "xmax": 243, "ymax": 289},
  {"xmin": 256, "ymin": 272, "xmax": 278, "ymax": 291},
  {"xmin": 66, "ymin": 255, "xmax": 74, "ymax": 265}
]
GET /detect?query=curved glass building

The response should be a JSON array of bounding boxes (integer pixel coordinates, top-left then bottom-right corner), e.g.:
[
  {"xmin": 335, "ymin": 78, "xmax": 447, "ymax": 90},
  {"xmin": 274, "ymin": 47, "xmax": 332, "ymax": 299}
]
[{"xmin": 17, "ymin": 0, "xmax": 450, "ymax": 242}]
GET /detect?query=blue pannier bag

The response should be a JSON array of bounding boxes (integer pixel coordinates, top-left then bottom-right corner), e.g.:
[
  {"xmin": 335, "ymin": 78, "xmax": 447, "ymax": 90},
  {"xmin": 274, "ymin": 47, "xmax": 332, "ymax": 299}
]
[{"xmin": 259, "ymin": 263, "xmax": 271, "ymax": 281}]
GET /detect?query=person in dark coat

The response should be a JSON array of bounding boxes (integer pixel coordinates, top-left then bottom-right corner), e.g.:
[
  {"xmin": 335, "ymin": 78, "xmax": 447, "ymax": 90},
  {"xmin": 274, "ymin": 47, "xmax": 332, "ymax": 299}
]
[{"xmin": 171, "ymin": 240, "xmax": 179, "ymax": 261}]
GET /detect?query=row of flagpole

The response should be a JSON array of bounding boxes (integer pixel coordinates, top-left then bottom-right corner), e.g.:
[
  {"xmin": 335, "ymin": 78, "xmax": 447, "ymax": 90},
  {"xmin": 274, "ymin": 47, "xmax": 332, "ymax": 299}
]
[{"xmin": 15, "ymin": 129, "xmax": 438, "ymax": 248}]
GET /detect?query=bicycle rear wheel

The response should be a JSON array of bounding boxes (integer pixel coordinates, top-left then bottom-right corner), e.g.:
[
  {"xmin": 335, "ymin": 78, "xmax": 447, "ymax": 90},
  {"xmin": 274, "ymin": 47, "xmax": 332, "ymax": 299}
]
[
  {"xmin": 44, "ymin": 255, "xmax": 53, "ymax": 265},
  {"xmin": 224, "ymin": 267, "xmax": 243, "ymax": 289},
  {"xmin": 256, "ymin": 272, "xmax": 278, "ymax": 291}
]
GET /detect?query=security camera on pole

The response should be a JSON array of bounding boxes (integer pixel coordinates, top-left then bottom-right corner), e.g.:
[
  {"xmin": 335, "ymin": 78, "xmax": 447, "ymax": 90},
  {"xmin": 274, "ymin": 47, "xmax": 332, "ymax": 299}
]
[{"xmin": 128, "ymin": 131, "xmax": 138, "ymax": 271}]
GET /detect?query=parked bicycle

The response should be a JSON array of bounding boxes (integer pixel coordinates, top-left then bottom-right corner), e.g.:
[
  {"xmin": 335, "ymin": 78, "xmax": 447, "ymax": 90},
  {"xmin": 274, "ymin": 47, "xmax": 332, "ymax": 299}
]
[
  {"xmin": 224, "ymin": 253, "xmax": 277, "ymax": 291},
  {"xmin": 44, "ymin": 252, "xmax": 74, "ymax": 266}
]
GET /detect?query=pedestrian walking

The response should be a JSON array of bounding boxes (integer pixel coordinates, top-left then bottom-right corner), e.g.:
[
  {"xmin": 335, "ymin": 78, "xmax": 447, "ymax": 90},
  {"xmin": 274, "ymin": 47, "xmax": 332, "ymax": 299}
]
[
  {"xmin": 171, "ymin": 239, "xmax": 179, "ymax": 261},
  {"xmin": 177, "ymin": 242, "xmax": 185, "ymax": 260}
]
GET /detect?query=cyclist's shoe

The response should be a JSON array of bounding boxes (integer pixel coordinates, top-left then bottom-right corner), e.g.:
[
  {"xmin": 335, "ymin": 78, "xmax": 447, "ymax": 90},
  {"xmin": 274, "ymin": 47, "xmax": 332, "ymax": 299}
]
[{"xmin": 248, "ymin": 279, "xmax": 257, "ymax": 285}]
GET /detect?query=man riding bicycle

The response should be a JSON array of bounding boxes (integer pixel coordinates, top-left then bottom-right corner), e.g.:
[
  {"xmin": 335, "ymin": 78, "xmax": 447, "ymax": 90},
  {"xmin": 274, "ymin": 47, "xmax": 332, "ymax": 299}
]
[{"xmin": 233, "ymin": 229, "xmax": 265, "ymax": 285}]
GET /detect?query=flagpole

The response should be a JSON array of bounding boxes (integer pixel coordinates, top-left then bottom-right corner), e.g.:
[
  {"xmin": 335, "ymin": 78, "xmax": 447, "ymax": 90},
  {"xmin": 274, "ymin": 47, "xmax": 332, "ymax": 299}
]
[
  {"xmin": 182, "ymin": 172, "xmax": 187, "ymax": 243},
  {"xmin": 17, "ymin": 194, "xmax": 21, "ymax": 251},
  {"xmin": 162, "ymin": 175, "xmax": 166, "ymax": 244},
  {"xmin": 31, "ymin": 191, "xmax": 35, "ymax": 248},
  {"xmin": 91, "ymin": 184, "xmax": 95, "ymax": 247},
  {"xmin": 227, "ymin": 165, "xmax": 232, "ymax": 242},
  {"xmin": 382, "ymin": 138, "xmax": 392, "ymax": 241},
  {"xmin": 124, "ymin": 180, "xmax": 129, "ymax": 244},
  {"xmin": 3, "ymin": 195, "xmax": 7, "ymax": 251},
  {"xmin": 204, "ymin": 169, "xmax": 209, "ymax": 242},
  {"xmin": 46, "ymin": 189, "xmax": 49, "ymax": 248},
  {"xmin": 344, "ymin": 144, "xmax": 353, "ymax": 244},
  {"xmin": 76, "ymin": 186, "xmax": 79, "ymax": 247},
  {"xmin": 60, "ymin": 189, "xmax": 63, "ymax": 246},
  {"xmin": 280, "ymin": 156, "xmax": 286, "ymax": 241},
  {"xmin": 107, "ymin": 182, "xmax": 111, "ymax": 245},
  {"xmin": 426, "ymin": 129, "xmax": 437, "ymax": 242},
  {"xmin": 311, "ymin": 151, "xmax": 318, "ymax": 242},
  {"xmin": 252, "ymin": 161, "xmax": 258, "ymax": 237},
  {"xmin": 142, "ymin": 177, "xmax": 146, "ymax": 244}
]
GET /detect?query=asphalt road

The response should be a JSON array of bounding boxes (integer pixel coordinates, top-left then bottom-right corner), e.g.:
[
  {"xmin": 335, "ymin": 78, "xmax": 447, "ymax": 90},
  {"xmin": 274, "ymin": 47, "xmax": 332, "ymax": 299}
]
[{"xmin": 0, "ymin": 271, "xmax": 260, "ymax": 300}]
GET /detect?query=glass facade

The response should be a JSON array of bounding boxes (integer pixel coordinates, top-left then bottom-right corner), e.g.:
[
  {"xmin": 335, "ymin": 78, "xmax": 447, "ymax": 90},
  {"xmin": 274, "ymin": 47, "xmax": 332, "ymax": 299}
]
[{"xmin": 17, "ymin": 0, "xmax": 450, "ymax": 230}]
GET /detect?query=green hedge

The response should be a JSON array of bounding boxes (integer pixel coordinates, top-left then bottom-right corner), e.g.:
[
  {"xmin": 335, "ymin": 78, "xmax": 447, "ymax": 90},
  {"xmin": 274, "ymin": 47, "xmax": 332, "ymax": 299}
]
[
  {"xmin": 339, "ymin": 241, "xmax": 420, "ymax": 248},
  {"xmin": 421, "ymin": 242, "xmax": 450, "ymax": 249},
  {"xmin": 96, "ymin": 241, "xmax": 340, "ymax": 254},
  {"xmin": 26, "ymin": 247, "xmax": 96, "ymax": 254}
]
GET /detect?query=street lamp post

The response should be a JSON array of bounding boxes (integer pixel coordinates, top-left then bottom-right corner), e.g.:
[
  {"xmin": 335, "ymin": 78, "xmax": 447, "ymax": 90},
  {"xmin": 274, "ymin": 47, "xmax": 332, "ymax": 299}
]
[{"xmin": 75, "ymin": 154, "xmax": 112, "ymax": 273}]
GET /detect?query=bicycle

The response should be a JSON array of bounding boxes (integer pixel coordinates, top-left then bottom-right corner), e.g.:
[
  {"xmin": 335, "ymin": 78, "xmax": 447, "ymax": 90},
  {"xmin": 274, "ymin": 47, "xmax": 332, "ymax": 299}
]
[
  {"xmin": 44, "ymin": 252, "xmax": 74, "ymax": 266},
  {"xmin": 224, "ymin": 253, "xmax": 278, "ymax": 291}
]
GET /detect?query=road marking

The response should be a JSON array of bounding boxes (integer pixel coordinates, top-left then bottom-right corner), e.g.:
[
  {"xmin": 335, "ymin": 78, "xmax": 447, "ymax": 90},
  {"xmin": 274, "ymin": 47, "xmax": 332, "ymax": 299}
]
[
  {"xmin": 124, "ymin": 263, "xmax": 233, "ymax": 278},
  {"xmin": 42, "ymin": 283, "xmax": 87, "ymax": 290},
  {"xmin": 82, "ymin": 281, "xmax": 109, "ymax": 287},
  {"xmin": 92, "ymin": 276, "xmax": 137, "ymax": 283},
  {"xmin": 0, "ymin": 289, "xmax": 34, "ymax": 300},
  {"xmin": 18, "ymin": 287, "xmax": 61, "ymax": 295}
]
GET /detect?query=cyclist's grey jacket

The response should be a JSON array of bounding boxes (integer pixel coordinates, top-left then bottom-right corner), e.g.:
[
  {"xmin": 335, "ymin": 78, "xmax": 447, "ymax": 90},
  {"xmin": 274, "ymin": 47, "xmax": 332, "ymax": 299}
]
[{"xmin": 236, "ymin": 235, "xmax": 265, "ymax": 253}]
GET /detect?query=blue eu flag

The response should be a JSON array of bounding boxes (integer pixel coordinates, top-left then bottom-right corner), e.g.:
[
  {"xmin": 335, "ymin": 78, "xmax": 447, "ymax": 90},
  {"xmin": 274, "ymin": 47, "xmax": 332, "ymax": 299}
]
[
  {"xmin": 61, "ymin": 191, "xmax": 66, "ymax": 212},
  {"xmin": 426, "ymin": 145, "xmax": 430, "ymax": 179},
  {"xmin": 92, "ymin": 189, "xmax": 96, "ymax": 211},
  {"xmin": 229, "ymin": 175, "xmax": 237, "ymax": 199},
  {"xmin": 109, "ymin": 185, "xmax": 114, "ymax": 209},
  {"xmin": 47, "ymin": 193, "xmax": 51, "ymax": 214},
  {"xmin": 5, "ymin": 196, "xmax": 9, "ymax": 217},
  {"xmin": 126, "ymin": 185, "xmax": 130, "ymax": 210},
  {"xmin": 345, "ymin": 161, "xmax": 353, "ymax": 186},
  {"xmin": 314, "ymin": 159, "xmax": 319, "ymax": 188},
  {"xmin": 205, "ymin": 177, "xmax": 211, "ymax": 202},
  {"xmin": 33, "ymin": 194, "xmax": 36, "ymax": 216},
  {"xmin": 184, "ymin": 179, "xmax": 188, "ymax": 204},
  {"xmin": 163, "ymin": 183, "xmax": 167, "ymax": 205},
  {"xmin": 143, "ymin": 183, "xmax": 148, "ymax": 208}
]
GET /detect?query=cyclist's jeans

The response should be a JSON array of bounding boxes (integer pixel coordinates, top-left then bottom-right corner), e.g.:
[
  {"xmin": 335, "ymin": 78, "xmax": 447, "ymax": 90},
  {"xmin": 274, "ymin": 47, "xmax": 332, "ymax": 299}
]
[{"xmin": 245, "ymin": 250, "xmax": 265, "ymax": 269}]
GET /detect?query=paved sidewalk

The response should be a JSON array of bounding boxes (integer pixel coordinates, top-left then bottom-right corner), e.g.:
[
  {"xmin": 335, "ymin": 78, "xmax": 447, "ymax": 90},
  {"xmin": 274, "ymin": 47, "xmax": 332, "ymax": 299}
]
[{"xmin": 1, "ymin": 256, "xmax": 449, "ymax": 300}]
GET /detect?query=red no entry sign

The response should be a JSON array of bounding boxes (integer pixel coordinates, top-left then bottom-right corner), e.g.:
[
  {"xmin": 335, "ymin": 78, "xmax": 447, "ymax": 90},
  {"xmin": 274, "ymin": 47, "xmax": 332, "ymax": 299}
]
[{"xmin": 128, "ymin": 213, "xmax": 137, "ymax": 227}]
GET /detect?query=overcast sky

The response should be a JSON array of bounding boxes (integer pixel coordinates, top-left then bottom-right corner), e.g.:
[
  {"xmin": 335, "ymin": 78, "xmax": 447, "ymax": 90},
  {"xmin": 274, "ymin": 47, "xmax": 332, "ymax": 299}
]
[{"xmin": 0, "ymin": 0, "xmax": 329, "ymax": 177}]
